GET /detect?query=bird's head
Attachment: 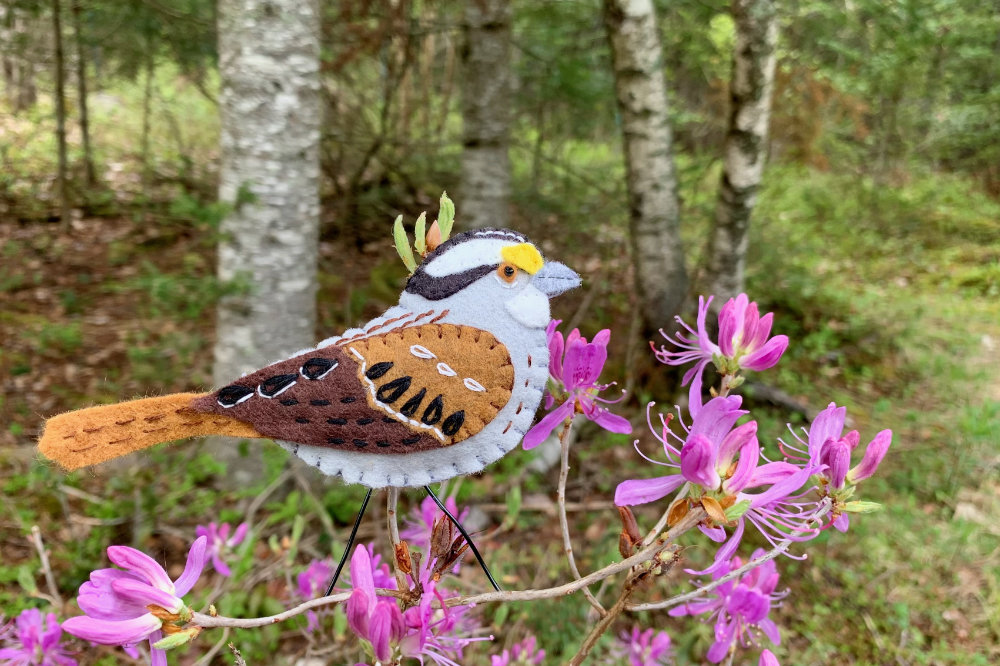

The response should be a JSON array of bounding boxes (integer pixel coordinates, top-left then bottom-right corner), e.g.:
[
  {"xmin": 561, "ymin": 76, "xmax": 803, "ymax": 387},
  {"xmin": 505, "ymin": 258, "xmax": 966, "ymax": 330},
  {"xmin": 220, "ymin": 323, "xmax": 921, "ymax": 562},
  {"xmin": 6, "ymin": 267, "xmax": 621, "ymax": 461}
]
[{"xmin": 400, "ymin": 228, "xmax": 581, "ymax": 329}]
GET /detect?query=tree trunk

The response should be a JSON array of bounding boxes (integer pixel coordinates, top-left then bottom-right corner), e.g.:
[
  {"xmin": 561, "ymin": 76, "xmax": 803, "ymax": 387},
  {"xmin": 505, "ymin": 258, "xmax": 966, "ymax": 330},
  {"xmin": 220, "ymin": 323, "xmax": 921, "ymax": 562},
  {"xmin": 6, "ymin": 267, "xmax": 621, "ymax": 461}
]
[
  {"xmin": 214, "ymin": 0, "xmax": 321, "ymax": 483},
  {"xmin": 2, "ymin": 5, "xmax": 37, "ymax": 112},
  {"xmin": 703, "ymin": 0, "xmax": 777, "ymax": 301},
  {"xmin": 459, "ymin": 0, "xmax": 511, "ymax": 230},
  {"xmin": 71, "ymin": 0, "xmax": 94, "ymax": 186},
  {"xmin": 603, "ymin": 0, "xmax": 688, "ymax": 332},
  {"xmin": 51, "ymin": 0, "xmax": 70, "ymax": 223}
]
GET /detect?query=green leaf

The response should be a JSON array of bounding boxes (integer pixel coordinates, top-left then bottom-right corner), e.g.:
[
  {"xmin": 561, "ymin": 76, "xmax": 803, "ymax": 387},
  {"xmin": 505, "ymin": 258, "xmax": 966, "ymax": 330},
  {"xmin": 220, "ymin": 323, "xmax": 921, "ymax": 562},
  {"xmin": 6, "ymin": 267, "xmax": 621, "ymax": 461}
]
[
  {"xmin": 152, "ymin": 629, "xmax": 198, "ymax": 650},
  {"xmin": 503, "ymin": 484, "xmax": 522, "ymax": 529},
  {"xmin": 724, "ymin": 499, "xmax": 751, "ymax": 521},
  {"xmin": 17, "ymin": 564, "xmax": 38, "ymax": 596},
  {"xmin": 414, "ymin": 212, "xmax": 427, "ymax": 254},
  {"xmin": 393, "ymin": 215, "xmax": 417, "ymax": 273},
  {"xmin": 843, "ymin": 500, "xmax": 883, "ymax": 514},
  {"xmin": 438, "ymin": 192, "xmax": 455, "ymax": 241}
]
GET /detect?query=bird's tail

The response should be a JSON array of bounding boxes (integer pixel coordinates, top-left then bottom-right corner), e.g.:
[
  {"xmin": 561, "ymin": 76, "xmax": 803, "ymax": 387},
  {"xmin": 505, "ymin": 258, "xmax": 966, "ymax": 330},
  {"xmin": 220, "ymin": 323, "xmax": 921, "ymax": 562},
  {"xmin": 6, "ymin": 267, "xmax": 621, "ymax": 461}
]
[{"xmin": 38, "ymin": 393, "xmax": 263, "ymax": 471}]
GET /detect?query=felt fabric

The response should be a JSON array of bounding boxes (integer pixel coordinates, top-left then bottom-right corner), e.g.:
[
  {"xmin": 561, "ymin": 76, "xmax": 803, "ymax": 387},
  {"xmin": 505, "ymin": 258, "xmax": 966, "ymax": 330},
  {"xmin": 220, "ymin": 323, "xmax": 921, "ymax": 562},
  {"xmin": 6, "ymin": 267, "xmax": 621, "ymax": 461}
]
[
  {"xmin": 37, "ymin": 227, "xmax": 580, "ymax": 488},
  {"xmin": 191, "ymin": 344, "xmax": 441, "ymax": 455},
  {"xmin": 344, "ymin": 324, "xmax": 514, "ymax": 445},
  {"xmin": 38, "ymin": 393, "xmax": 263, "ymax": 471}
]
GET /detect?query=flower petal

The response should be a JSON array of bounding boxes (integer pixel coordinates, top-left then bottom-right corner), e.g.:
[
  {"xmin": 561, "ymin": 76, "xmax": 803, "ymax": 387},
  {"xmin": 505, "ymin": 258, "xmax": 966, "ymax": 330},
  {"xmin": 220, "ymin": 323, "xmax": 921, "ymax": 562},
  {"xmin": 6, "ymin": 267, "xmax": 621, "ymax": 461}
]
[
  {"xmin": 807, "ymin": 403, "xmax": 845, "ymax": 456},
  {"xmin": 848, "ymin": 430, "xmax": 892, "ymax": 483},
  {"xmin": 586, "ymin": 408, "xmax": 632, "ymax": 434},
  {"xmin": 614, "ymin": 475, "xmax": 686, "ymax": 507},
  {"xmin": 680, "ymin": 434, "xmax": 721, "ymax": 489},
  {"xmin": 107, "ymin": 546, "xmax": 174, "ymax": 593},
  {"xmin": 62, "ymin": 614, "xmax": 161, "ymax": 646},
  {"xmin": 740, "ymin": 335, "xmax": 788, "ymax": 371},
  {"xmin": 522, "ymin": 400, "xmax": 574, "ymax": 450},
  {"xmin": 174, "ymin": 536, "xmax": 208, "ymax": 596},
  {"xmin": 110, "ymin": 579, "xmax": 184, "ymax": 614}
]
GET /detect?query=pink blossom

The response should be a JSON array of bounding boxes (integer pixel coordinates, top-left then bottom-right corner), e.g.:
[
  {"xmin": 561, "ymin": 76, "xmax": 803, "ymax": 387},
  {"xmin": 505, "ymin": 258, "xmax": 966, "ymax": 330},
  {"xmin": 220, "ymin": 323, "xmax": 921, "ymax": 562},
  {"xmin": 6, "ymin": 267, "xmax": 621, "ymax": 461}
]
[
  {"xmin": 401, "ymin": 494, "xmax": 470, "ymax": 572},
  {"xmin": 760, "ymin": 649, "xmax": 780, "ymax": 666},
  {"xmin": 654, "ymin": 294, "xmax": 788, "ymax": 416},
  {"xmin": 0, "ymin": 609, "xmax": 77, "ymax": 666},
  {"xmin": 780, "ymin": 402, "xmax": 892, "ymax": 532},
  {"xmin": 523, "ymin": 320, "xmax": 631, "ymax": 450},
  {"xmin": 62, "ymin": 537, "xmax": 207, "ymax": 666},
  {"xmin": 491, "ymin": 635, "xmax": 546, "ymax": 665},
  {"xmin": 669, "ymin": 550, "xmax": 785, "ymax": 663},
  {"xmin": 613, "ymin": 626, "xmax": 671, "ymax": 666},
  {"xmin": 194, "ymin": 522, "xmax": 248, "ymax": 577}
]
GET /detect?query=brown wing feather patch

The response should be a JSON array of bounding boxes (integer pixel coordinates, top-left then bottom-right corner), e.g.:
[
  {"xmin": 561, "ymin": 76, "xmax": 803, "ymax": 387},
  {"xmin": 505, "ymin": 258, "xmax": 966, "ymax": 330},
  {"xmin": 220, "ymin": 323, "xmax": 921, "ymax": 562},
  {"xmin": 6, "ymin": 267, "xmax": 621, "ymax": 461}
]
[{"xmin": 346, "ymin": 324, "xmax": 514, "ymax": 446}]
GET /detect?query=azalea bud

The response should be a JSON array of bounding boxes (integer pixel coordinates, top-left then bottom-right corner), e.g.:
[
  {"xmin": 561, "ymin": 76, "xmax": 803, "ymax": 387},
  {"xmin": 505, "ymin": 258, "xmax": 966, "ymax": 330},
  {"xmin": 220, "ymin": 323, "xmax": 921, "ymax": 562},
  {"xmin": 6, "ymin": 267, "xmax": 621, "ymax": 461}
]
[
  {"xmin": 847, "ymin": 430, "xmax": 892, "ymax": 483},
  {"xmin": 820, "ymin": 437, "xmax": 852, "ymax": 489},
  {"xmin": 617, "ymin": 506, "xmax": 642, "ymax": 557},
  {"xmin": 152, "ymin": 627, "xmax": 200, "ymax": 650}
]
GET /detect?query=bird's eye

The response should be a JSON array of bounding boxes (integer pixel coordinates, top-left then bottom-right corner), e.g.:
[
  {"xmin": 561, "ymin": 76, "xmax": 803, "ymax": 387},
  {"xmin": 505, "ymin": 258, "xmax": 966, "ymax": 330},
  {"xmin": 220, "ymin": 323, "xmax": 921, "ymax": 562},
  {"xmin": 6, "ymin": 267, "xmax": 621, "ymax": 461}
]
[{"xmin": 497, "ymin": 263, "xmax": 518, "ymax": 283}]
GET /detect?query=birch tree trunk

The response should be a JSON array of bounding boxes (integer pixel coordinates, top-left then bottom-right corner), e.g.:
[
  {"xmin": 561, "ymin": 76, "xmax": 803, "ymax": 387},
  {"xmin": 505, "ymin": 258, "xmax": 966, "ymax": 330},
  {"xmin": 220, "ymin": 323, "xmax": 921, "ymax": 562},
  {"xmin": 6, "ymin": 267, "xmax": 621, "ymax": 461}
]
[
  {"xmin": 459, "ymin": 0, "xmax": 511, "ymax": 230},
  {"xmin": 51, "ymin": 0, "xmax": 70, "ymax": 224},
  {"xmin": 703, "ymin": 0, "xmax": 777, "ymax": 301},
  {"xmin": 71, "ymin": 0, "xmax": 94, "ymax": 186},
  {"xmin": 214, "ymin": 0, "xmax": 321, "ymax": 482},
  {"xmin": 603, "ymin": 0, "xmax": 688, "ymax": 332}
]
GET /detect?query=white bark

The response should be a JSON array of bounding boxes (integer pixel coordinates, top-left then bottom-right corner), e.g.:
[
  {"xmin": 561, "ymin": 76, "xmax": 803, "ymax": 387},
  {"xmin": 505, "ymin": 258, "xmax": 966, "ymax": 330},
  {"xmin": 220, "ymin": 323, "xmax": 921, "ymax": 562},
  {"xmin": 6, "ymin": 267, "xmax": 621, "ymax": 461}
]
[
  {"xmin": 459, "ymin": 0, "xmax": 511, "ymax": 230},
  {"xmin": 214, "ymin": 0, "xmax": 321, "ymax": 479},
  {"xmin": 704, "ymin": 0, "xmax": 778, "ymax": 301},
  {"xmin": 603, "ymin": 0, "xmax": 688, "ymax": 332}
]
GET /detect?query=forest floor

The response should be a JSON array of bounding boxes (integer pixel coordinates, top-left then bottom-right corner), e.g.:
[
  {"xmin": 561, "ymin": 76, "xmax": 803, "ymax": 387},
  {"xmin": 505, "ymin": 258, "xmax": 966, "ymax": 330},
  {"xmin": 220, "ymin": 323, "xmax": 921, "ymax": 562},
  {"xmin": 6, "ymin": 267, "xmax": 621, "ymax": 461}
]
[{"xmin": 2, "ymin": 166, "xmax": 999, "ymax": 664}]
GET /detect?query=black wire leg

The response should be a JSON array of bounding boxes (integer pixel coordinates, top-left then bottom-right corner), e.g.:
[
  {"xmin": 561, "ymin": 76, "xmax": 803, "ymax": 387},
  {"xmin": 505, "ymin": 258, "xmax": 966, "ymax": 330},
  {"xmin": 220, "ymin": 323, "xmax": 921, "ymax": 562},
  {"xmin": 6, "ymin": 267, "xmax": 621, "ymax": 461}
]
[
  {"xmin": 424, "ymin": 484, "xmax": 502, "ymax": 592},
  {"xmin": 324, "ymin": 487, "xmax": 373, "ymax": 597}
]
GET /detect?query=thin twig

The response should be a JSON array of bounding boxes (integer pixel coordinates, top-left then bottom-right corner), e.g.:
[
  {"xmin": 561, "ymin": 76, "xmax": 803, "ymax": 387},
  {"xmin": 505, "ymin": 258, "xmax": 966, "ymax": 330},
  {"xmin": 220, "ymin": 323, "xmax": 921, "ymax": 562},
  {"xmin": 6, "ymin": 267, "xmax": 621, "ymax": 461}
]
[
  {"xmin": 556, "ymin": 420, "xmax": 605, "ymax": 615},
  {"xmin": 386, "ymin": 487, "xmax": 408, "ymax": 592},
  {"xmin": 189, "ymin": 510, "xmax": 706, "ymax": 628},
  {"xmin": 570, "ymin": 580, "xmax": 635, "ymax": 665},
  {"xmin": 244, "ymin": 469, "xmax": 293, "ymax": 527},
  {"xmin": 192, "ymin": 627, "xmax": 230, "ymax": 666},
  {"xmin": 627, "ymin": 500, "xmax": 832, "ymax": 613},
  {"xmin": 30, "ymin": 526, "xmax": 62, "ymax": 606}
]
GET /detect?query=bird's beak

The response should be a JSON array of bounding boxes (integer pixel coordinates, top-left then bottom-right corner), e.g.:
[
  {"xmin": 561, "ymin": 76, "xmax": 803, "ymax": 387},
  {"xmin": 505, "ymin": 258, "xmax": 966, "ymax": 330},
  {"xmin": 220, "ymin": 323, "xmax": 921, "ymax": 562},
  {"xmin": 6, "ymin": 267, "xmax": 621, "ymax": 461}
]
[{"xmin": 532, "ymin": 261, "xmax": 581, "ymax": 297}]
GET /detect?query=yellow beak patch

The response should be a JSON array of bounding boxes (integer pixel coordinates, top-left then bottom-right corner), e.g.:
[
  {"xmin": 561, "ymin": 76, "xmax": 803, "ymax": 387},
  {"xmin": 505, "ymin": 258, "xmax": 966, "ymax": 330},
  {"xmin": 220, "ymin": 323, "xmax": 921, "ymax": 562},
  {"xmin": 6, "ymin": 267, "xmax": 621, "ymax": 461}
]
[{"xmin": 501, "ymin": 244, "xmax": 544, "ymax": 275}]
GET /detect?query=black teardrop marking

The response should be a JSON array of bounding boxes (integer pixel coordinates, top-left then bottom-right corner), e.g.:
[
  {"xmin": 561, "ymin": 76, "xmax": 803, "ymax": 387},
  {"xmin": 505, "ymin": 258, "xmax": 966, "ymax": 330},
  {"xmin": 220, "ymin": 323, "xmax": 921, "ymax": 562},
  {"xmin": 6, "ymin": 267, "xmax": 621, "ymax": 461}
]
[
  {"xmin": 259, "ymin": 374, "xmax": 297, "ymax": 397},
  {"xmin": 328, "ymin": 437, "xmax": 344, "ymax": 445},
  {"xmin": 357, "ymin": 417, "xmax": 374, "ymax": 425},
  {"xmin": 399, "ymin": 388, "xmax": 427, "ymax": 417},
  {"xmin": 376, "ymin": 440, "xmax": 391, "ymax": 448},
  {"xmin": 280, "ymin": 398, "xmax": 299, "ymax": 406},
  {"xmin": 353, "ymin": 439, "xmax": 368, "ymax": 448},
  {"xmin": 376, "ymin": 376, "xmax": 411, "ymax": 404},
  {"xmin": 421, "ymin": 395, "xmax": 444, "ymax": 425},
  {"xmin": 365, "ymin": 361, "xmax": 394, "ymax": 380},
  {"xmin": 302, "ymin": 357, "xmax": 337, "ymax": 380},
  {"xmin": 402, "ymin": 436, "xmax": 421, "ymax": 446},
  {"xmin": 217, "ymin": 385, "xmax": 253, "ymax": 407},
  {"xmin": 327, "ymin": 417, "xmax": 347, "ymax": 425},
  {"xmin": 441, "ymin": 411, "xmax": 465, "ymax": 437}
]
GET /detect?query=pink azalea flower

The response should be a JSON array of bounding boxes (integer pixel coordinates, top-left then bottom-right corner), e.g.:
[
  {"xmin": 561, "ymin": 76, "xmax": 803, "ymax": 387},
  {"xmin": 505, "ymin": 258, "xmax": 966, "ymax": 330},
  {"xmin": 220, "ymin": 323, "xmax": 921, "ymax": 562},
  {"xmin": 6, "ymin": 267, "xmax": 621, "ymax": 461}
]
[
  {"xmin": 616, "ymin": 396, "xmax": 821, "ymax": 575},
  {"xmin": 296, "ymin": 559, "xmax": 333, "ymax": 632},
  {"xmin": 613, "ymin": 626, "xmax": 671, "ymax": 666},
  {"xmin": 345, "ymin": 545, "xmax": 489, "ymax": 665},
  {"xmin": 62, "ymin": 537, "xmax": 207, "ymax": 666},
  {"xmin": 669, "ymin": 549, "xmax": 786, "ymax": 663},
  {"xmin": 490, "ymin": 635, "xmax": 546, "ymax": 665},
  {"xmin": 780, "ymin": 402, "xmax": 892, "ymax": 531},
  {"xmin": 653, "ymin": 294, "xmax": 789, "ymax": 416},
  {"xmin": 194, "ymin": 522, "xmax": 248, "ymax": 577},
  {"xmin": 760, "ymin": 649, "xmax": 780, "ymax": 666},
  {"xmin": 0, "ymin": 608, "xmax": 78, "ymax": 666},
  {"xmin": 523, "ymin": 320, "xmax": 631, "ymax": 450}
]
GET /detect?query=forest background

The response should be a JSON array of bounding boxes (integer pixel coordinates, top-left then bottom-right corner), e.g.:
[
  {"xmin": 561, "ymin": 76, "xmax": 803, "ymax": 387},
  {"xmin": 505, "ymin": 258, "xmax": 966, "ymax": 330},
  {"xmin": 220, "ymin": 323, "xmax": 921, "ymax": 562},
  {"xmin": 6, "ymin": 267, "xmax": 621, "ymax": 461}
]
[{"xmin": 1, "ymin": 0, "xmax": 999, "ymax": 663}]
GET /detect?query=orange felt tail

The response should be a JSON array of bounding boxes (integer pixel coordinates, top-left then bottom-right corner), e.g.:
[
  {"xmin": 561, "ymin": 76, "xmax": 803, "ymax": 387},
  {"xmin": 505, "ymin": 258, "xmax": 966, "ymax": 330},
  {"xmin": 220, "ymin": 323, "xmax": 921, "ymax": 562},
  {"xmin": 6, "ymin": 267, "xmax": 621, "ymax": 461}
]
[{"xmin": 38, "ymin": 392, "xmax": 264, "ymax": 471}]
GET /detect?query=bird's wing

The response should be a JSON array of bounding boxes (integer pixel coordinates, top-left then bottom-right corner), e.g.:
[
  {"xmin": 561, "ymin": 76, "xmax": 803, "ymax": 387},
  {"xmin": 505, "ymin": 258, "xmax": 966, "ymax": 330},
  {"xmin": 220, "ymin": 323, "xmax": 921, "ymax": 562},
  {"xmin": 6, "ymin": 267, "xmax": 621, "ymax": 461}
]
[{"xmin": 190, "ymin": 320, "xmax": 515, "ymax": 455}]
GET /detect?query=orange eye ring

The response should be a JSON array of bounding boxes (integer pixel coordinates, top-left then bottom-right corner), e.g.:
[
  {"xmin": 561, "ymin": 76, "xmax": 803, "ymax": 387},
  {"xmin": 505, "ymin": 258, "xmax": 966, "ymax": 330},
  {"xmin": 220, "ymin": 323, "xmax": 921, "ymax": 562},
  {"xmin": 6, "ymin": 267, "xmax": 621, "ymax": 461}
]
[{"xmin": 497, "ymin": 262, "xmax": 518, "ymax": 283}]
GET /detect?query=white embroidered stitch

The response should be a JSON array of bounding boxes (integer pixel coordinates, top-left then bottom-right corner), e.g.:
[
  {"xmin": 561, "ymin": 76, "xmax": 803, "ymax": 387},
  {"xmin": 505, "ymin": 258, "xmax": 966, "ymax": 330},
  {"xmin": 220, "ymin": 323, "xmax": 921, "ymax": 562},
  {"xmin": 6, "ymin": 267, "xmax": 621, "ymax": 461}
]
[
  {"xmin": 257, "ymin": 380, "xmax": 296, "ymax": 398},
  {"xmin": 300, "ymin": 361, "xmax": 338, "ymax": 380},
  {"xmin": 409, "ymin": 344, "xmax": 436, "ymax": 359},
  {"xmin": 349, "ymin": 348, "xmax": 446, "ymax": 442},
  {"xmin": 463, "ymin": 378, "xmax": 486, "ymax": 392},
  {"xmin": 218, "ymin": 393, "xmax": 252, "ymax": 408},
  {"xmin": 436, "ymin": 362, "xmax": 457, "ymax": 377}
]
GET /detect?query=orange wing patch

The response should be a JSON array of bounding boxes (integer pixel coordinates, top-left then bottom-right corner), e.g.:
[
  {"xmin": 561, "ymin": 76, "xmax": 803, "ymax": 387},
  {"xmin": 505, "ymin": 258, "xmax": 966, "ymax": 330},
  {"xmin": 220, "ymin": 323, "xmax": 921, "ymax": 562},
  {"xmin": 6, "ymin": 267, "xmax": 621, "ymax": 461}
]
[{"xmin": 346, "ymin": 324, "xmax": 514, "ymax": 446}]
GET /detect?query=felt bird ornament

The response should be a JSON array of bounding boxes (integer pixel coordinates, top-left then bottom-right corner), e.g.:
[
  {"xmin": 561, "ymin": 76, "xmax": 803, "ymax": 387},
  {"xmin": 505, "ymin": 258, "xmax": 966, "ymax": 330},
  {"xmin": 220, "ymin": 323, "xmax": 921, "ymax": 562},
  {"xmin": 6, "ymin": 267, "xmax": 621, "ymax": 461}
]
[{"xmin": 37, "ymin": 223, "xmax": 581, "ymax": 591}]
